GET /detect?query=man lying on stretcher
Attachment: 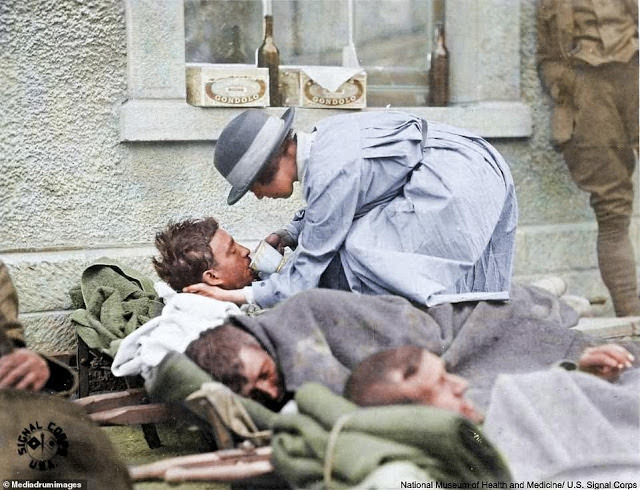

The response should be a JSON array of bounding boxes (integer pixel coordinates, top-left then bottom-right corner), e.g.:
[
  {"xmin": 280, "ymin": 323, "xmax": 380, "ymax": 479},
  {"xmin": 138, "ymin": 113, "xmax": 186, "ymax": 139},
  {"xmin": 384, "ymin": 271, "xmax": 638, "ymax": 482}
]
[{"xmin": 344, "ymin": 344, "xmax": 640, "ymax": 482}]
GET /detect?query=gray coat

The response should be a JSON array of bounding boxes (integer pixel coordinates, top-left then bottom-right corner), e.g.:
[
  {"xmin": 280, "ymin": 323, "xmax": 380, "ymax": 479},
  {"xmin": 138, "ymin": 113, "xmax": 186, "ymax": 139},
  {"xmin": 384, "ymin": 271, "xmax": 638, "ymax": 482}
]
[{"xmin": 252, "ymin": 111, "xmax": 517, "ymax": 308}]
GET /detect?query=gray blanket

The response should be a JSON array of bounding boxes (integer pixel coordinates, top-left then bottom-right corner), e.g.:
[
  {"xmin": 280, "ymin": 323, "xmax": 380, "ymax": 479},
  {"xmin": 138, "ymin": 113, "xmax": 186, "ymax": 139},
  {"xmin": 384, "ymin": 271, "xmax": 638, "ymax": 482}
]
[
  {"xmin": 483, "ymin": 368, "xmax": 640, "ymax": 482},
  {"xmin": 231, "ymin": 284, "xmax": 594, "ymax": 410}
]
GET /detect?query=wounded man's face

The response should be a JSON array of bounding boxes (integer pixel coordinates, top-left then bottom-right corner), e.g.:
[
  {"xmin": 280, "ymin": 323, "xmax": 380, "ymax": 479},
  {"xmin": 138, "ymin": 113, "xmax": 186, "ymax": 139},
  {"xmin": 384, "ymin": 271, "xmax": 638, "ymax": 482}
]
[
  {"xmin": 237, "ymin": 344, "xmax": 286, "ymax": 411},
  {"xmin": 395, "ymin": 351, "xmax": 484, "ymax": 424},
  {"xmin": 205, "ymin": 228, "xmax": 256, "ymax": 289}
]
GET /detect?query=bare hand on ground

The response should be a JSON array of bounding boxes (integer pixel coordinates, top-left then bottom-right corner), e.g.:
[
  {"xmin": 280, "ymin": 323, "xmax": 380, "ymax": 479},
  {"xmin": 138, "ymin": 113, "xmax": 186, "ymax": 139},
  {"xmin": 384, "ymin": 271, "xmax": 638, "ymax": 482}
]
[{"xmin": 578, "ymin": 344, "xmax": 635, "ymax": 381}]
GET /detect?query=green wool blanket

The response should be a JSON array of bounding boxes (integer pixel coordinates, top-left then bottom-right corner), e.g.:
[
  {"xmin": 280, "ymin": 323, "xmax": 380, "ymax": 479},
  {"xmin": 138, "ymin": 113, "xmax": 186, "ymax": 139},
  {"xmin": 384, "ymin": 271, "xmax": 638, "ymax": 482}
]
[
  {"xmin": 70, "ymin": 258, "xmax": 164, "ymax": 358},
  {"xmin": 271, "ymin": 383, "xmax": 511, "ymax": 489}
]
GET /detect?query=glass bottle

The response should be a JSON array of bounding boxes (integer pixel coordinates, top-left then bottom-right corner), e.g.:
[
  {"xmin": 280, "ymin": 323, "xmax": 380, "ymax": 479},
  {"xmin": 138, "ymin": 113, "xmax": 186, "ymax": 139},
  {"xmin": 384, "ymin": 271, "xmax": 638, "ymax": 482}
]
[
  {"xmin": 257, "ymin": 14, "xmax": 281, "ymax": 106},
  {"xmin": 428, "ymin": 22, "xmax": 449, "ymax": 107},
  {"xmin": 221, "ymin": 25, "xmax": 247, "ymax": 64}
]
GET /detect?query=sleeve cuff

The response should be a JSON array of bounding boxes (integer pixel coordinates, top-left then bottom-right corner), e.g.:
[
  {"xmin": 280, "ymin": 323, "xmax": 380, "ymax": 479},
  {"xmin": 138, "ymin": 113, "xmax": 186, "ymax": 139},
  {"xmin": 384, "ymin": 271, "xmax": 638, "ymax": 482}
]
[
  {"xmin": 280, "ymin": 226, "xmax": 298, "ymax": 246},
  {"xmin": 243, "ymin": 285, "xmax": 256, "ymax": 305}
]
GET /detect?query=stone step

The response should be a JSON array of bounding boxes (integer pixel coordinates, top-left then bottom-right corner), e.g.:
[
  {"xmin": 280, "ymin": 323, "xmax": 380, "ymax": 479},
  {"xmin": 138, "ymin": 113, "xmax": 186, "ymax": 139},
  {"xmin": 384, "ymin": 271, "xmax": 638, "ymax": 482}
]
[
  {"xmin": 572, "ymin": 316, "xmax": 640, "ymax": 339},
  {"xmin": 2, "ymin": 246, "xmax": 159, "ymax": 313},
  {"xmin": 21, "ymin": 311, "xmax": 76, "ymax": 353}
]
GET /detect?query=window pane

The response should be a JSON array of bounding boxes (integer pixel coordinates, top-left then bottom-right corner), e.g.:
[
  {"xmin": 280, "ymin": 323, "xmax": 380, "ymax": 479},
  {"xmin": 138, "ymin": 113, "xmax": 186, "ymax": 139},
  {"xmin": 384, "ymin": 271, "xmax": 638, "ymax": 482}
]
[
  {"xmin": 186, "ymin": 0, "xmax": 435, "ymax": 66},
  {"xmin": 185, "ymin": 0, "xmax": 260, "ymax": 64},
  {"xmin": 184, "ymin": 0, "xmax": 439, "ymax": 106},
  {"xmin": 355, "ymin": 0, "xmax": 432, "ymax": 69}
]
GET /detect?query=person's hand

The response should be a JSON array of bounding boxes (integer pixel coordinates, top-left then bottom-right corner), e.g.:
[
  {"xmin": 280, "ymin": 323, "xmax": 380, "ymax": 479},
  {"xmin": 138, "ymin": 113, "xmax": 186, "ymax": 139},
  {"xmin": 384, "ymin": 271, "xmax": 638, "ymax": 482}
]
[
  {"xmin": 540, "ymin": 61, "xmax": 575, "ymax": 101},
  {"xmin": 578, "ymin": 344, "xmax": 635, "ymax": 382},
  {"xmin": 183, "ymin": 283, "xmax": 248, "ymax": 305},
  {"xmin": 265, "ymin": 233, "xmax": 287, "ymax": 254},
  {"xmin": 0, "ymin": 348, "xmax": 50, "ymax": 391}
]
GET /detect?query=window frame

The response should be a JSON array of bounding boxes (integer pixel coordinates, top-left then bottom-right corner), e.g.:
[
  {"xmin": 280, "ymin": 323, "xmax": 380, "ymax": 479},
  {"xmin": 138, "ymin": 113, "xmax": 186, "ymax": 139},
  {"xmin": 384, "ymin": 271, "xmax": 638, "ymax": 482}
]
[{"xmin": 120, "ymin": 0, "xmax": 531, "ymax": 142}]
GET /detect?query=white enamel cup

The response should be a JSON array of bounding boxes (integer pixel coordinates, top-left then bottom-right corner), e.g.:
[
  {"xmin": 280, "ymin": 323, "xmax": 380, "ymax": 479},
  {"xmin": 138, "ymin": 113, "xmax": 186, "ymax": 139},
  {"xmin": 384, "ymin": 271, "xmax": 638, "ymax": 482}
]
[{"xmin": 249, "ymin": 240, "xmax": 287, "ymax": 275}]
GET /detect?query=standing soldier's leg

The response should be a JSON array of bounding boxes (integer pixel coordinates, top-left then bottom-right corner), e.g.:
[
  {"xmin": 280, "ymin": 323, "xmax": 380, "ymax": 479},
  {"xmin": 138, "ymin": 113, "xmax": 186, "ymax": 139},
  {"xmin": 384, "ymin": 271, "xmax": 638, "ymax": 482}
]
[
  {"xmin": 591, "ymin": 156, "xmax": 638, "ymax": 317},
  {"xmin": 563, "ymin": 61, "xmax": 640, "ymax": 316}
]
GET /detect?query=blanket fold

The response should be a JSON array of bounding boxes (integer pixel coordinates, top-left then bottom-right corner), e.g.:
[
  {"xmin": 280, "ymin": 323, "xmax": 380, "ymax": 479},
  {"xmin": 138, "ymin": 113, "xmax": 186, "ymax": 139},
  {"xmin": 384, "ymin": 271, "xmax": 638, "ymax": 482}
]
[
  {"xmin": 483, "ymin": 368, "xmax": 640, "ymax": 482},
  {"xmin": 185, "ymin": 381, "xmax": 271, "ymax": 446},
  {"xmin": 271, "ymin": 383, "xmax": 511, "ymax": 488},
  {"xmin": 70, "ymin": 258, "xmax": 164, "ymax": 357}
]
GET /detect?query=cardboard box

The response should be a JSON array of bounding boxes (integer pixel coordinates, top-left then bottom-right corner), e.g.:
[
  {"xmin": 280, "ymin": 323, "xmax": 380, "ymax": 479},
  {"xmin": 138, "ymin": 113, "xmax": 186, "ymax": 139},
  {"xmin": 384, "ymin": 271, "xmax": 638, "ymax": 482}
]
[
  {"xmin": 186, "ymin": 63, "xmax": 270, "ymax": 107},
  {"xmin": 280, "ymin": 66, "xmax": 367, "ymax": 109}
]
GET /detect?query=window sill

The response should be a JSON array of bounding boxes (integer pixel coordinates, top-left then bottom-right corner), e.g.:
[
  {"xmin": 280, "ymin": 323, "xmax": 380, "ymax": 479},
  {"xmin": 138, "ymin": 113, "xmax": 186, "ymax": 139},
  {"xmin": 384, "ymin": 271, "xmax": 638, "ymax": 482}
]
[{"xmin": 120, "ymin": 99, "xmax": 531, "ymax": 142}]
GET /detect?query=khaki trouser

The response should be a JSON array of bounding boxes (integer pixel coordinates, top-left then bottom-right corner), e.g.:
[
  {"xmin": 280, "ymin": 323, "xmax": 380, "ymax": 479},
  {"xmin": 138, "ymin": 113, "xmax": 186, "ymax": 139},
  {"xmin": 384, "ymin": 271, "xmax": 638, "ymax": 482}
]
[{"xmin": 562, "ymin": 55, "xmax": 639, "ymax": 316}]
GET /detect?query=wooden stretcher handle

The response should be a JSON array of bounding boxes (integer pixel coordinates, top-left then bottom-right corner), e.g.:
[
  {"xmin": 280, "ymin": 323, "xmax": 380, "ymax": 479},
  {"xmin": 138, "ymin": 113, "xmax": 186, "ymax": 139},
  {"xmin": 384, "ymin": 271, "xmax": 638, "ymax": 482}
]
[
  {"xmin": 75, "ymin": 388, "xmax": 148, "ymax": 413},
  {"xmin": 129, "ymin": 446, "xmax": 272, "ymax": 481},
  {"xmin": 164, "ymin": 458, "xmax": 274, "ymax": 483},
  {"xmin": 88, "ymin": 403, "xmax": 175, "ymax": 425}
]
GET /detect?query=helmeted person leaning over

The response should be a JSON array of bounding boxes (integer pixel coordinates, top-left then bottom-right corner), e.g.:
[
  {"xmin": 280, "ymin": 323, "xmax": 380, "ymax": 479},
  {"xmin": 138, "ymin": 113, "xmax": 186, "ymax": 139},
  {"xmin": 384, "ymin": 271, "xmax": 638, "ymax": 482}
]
[{"xmin": 187, "ymin": 108, "xmax": 517, "ymax": 309}]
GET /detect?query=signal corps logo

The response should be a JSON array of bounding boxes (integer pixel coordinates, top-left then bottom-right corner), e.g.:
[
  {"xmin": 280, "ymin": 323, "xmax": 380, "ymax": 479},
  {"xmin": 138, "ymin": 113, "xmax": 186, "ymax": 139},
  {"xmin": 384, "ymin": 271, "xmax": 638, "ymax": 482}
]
[{"xmin": 16, "ymin": 421, "xmax": 68, "ymax": 471}]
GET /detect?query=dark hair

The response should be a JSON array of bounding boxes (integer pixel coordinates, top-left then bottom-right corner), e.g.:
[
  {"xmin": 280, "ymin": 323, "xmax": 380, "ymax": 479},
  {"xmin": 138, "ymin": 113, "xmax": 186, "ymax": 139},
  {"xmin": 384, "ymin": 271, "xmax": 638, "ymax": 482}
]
[
  {"xmin": 152, "ymin": 217, "xmax": 219, "ymax": 291},
  {"xmin": 344, "ymin": 346, "xmax": 424, "ymax": 406},
  {"xmin": 254, "ymin": 130, "xmax": 294, "ymax": 186},
  {"xmin": 185, "ymin": 323, "xmax": 263, "ymax": 394}
]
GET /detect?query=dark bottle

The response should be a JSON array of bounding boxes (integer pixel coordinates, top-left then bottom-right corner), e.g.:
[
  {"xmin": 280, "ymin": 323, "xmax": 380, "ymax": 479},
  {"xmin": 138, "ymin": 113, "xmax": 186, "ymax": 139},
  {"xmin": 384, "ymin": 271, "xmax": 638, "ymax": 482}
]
[
  {"xmin": 221, "ymin": 25, "xmax": 247, "ymax": 64},
  {"xmin": 257, "ymin": 14, "xmax": 281, "ymax": 106},
  {"xmin": 428, "ymin": 22, "xmax": 449, "ymax": 107}
]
